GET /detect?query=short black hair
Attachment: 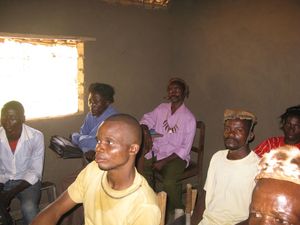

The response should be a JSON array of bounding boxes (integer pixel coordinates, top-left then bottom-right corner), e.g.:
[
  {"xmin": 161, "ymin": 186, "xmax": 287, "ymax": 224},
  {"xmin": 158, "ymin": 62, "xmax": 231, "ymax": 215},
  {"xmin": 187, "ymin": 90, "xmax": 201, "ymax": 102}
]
[
  {"xmin": 105, "ymin": 113, "xmax": 142, "ymax": 146},
  {"xmin": 88, "ymin": 83, "xmax": 115, "ymax": 103},
  {"xmin": 280, "ymin": 105, "xmax": 300, "ymax": 128},
  {"xmin": 1, "ymin": 101, "xmax": 25, "ymax": 119}
]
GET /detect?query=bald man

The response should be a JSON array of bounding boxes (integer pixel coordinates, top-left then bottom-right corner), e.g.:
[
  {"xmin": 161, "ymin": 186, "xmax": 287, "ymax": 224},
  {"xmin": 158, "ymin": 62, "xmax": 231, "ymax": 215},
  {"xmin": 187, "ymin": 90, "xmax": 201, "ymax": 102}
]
[
  {"xmin": 249, "ymin": 145, "xmax": 300, "ymax": 225},
  {"xmin": 31, "ymin": 114, "xmax": 161, "ymax": 225}
]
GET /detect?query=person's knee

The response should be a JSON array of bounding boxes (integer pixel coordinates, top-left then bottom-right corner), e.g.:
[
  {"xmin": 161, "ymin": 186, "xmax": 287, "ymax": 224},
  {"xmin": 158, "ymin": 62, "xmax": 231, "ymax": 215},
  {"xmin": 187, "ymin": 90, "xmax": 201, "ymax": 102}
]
[
  {"xmin": 163, "ymin": 178, "xmax": 177, "ymax": 191},
  {"xmin": 21, "ymin": 199, "xmax": 39, "ymax": 214},
  {"xmin": 21, "ymin": 199, "xmax": 39, "ymax": 224}
]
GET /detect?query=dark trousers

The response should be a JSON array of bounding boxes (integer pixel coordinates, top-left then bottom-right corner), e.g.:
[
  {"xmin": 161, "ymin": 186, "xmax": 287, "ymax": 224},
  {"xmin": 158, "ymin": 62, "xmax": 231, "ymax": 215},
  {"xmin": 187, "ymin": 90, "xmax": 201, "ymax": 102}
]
[
  {"xmin": 143, "ymin": 156, "xmax": 186, "ymax": 214},
  {"xmin": 4, "ymin": 180, "xmax": 41, "ymax": 225}
]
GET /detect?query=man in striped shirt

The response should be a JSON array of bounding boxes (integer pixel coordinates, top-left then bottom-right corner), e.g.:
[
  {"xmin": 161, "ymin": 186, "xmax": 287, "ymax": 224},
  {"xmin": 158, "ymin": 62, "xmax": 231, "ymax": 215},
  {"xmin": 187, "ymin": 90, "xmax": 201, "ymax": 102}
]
[{"xmin": 255, "ymin": 105, "xmax": 300, "ymax": 157}]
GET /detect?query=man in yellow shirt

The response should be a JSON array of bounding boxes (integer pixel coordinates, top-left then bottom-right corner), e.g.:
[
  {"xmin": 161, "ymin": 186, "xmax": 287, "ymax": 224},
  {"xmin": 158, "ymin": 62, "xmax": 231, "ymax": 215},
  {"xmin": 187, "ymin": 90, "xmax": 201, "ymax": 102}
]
[{"xmin": 31, "ymin": 114, "xmax": 161, "ymax": 225}]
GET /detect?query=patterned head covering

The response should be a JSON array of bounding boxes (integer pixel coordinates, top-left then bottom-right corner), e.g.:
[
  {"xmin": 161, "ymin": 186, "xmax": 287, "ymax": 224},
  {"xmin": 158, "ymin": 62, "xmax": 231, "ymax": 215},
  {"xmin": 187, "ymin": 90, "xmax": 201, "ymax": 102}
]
[
  {"xmin": 224, "ymin": 109, "xmax": 257, "ymax": 124},
  {"xmin": 256, "ymin": 145, "xmax": 300, "ymax": 185}
]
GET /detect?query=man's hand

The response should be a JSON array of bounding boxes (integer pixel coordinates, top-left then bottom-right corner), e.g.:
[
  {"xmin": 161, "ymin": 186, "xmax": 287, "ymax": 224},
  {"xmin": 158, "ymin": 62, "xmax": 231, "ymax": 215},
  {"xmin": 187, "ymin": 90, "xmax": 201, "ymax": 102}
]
[
  {"xmin": 152, "ymin": 160, "xmax": 167, "ymax": 171},
  {"xmin": 152, "ymin": 153, "xmax": 179, "ymax": 172},
  {"xmin": 84, "ymin": 150, "xmax": 96, "ymax": 162},
  {"xmin": 0, "ymin": 191, "xmax": 13, "ymax": 208}
]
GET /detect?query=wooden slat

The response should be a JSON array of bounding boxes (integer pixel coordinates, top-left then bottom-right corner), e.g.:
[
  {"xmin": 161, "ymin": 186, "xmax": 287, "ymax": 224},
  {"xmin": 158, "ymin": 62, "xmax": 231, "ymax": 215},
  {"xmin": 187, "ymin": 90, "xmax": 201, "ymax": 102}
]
[{"xmin": 0, "ymin": 32, "xmax": 95, "ymax": 42}]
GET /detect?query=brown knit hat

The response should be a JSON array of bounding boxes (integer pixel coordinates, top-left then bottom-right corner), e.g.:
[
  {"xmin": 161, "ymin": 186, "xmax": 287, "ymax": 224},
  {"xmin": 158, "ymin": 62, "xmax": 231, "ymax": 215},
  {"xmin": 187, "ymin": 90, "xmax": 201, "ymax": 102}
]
[{"xmin": 224, "ymin": 109, "xmax": 257, "ymax": 124}]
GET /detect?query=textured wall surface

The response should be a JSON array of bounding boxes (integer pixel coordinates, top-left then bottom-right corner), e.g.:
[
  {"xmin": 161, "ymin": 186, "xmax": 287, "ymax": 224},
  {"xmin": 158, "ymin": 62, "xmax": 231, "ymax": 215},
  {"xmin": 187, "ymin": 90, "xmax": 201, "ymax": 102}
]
[{"xmin": 170, "ymin": 0, "xmax": 300, "ymax": 180}]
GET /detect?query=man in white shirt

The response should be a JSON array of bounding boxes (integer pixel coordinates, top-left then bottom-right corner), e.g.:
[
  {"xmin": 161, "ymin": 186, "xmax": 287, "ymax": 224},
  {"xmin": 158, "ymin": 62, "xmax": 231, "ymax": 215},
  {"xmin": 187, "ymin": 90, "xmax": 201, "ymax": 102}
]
[
  {"xmin": 0, "ymin": 101, "xmax": 44, "ymax": 225},
  {"xmin": 191, "ymin": 109, "xmax": 259, "ymax": 225}
]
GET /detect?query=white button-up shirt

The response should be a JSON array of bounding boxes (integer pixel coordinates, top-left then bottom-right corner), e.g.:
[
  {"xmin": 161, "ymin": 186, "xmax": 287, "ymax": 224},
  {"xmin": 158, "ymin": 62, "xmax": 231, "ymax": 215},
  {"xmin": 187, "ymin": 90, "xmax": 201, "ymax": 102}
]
[{"xmin": 0, "ymin": 124, "xmax": 44, "ymax": 185}]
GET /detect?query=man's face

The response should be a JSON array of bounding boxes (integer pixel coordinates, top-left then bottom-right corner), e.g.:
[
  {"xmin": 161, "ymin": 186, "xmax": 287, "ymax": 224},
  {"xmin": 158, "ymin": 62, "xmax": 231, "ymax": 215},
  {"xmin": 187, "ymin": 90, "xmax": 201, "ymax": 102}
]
[
  {"xmin": 1, "ymin": 109, "xmax": 23, "ymax": 140},
  {"xmin": 223, "ymin": 119, "xmax": 250, "ymax": 150},
  {"xmin": 167, "ymin": 82, "xmax": 185, "ymax": 103},
  {"xmin": 249, "ymin": 178, "xmax": 300, "ymax": 225},
  {"xmin": 283, "ymin": 115, "xmax": 300, "ymax": 145},
  {"xmin": 95, "ymin": 121, "xmax": 132, "ymax": 171},
  {"xmin": 88, "ymin": 92, "xmax": 109, "ymax": 117}
]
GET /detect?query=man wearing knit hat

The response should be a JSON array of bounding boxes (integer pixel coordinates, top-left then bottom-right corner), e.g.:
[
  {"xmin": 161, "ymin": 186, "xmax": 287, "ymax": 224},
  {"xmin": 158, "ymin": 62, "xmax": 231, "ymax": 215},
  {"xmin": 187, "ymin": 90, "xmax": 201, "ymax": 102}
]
[
  {"xmin": 249, "ymin": 145, "xmax": 300, "ymax": 225},
  {"xmin": 191, "ymin": 109, "xmax": 259, "ymax": 225},
  {"xmin": 138, "ymin": 77, "xmax": 196, "ymax": 221}
]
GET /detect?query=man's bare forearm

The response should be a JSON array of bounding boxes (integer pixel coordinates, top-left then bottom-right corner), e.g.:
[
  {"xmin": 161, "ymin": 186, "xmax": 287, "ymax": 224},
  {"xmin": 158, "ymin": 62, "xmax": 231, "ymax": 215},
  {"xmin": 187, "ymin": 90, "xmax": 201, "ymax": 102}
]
[{"xmin": 30, "ymin": 191, "xmax": 77, "ymax": 225}]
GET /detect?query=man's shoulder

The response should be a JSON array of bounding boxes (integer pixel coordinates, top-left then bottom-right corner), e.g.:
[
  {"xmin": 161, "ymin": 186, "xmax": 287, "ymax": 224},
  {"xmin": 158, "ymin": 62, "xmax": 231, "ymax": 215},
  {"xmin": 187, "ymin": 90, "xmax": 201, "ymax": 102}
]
[
  {"xmin": 212, "ymin": 149, "xmax": 228, "ymax": 158},
  {"xmin": 85, "ymin": 161, "xmax": 102, "ymax": 174},
  {"xmin": 247, "ymin": 150, "xmax": 260, "ymax": 163},
  {"xmin": 179, "ymin": 104, "xmax": 196, "ymax": 120},
  {"xmin": 105, "ymin": 105, "xmax": 118, "ymax": 115},
  {"xmin": 157, "ymin": 102, "xmax": 170, "ymax": 109},
  {"xmin": 254, "ymin": 136, "xmax": 283, "ymax": 152},
  {"xmin": 23, "ymin": 124, "xmax": 44, "ymax": 137},
  {"xmin": 135, "ymin": 172, "xmax": 158, "ymax": 203},
  {"xmin": 261, "ymin": 136, "xmax": 283, "ymax": 142},
  {"xmin": 75, "ymin": 162, "xmax": 103, "ymax": 187},
  {"xmin": 208, "ymin": 150, "xmax": 228, "ymax": 164}
]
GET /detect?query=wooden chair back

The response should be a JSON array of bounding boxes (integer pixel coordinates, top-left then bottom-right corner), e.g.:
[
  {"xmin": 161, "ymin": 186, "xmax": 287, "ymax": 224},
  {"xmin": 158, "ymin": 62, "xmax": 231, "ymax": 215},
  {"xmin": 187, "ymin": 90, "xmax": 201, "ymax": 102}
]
[
  {"xmin": 178, "ymin": 121, "xmax": 205, "ymax": 187},
  {"xmin": 185, "ymin": 183, "xmax": 198, "ymax": 225},
  {"xmin": 157, "ymin": 191, "xmax": 167, "ymax": 225}
]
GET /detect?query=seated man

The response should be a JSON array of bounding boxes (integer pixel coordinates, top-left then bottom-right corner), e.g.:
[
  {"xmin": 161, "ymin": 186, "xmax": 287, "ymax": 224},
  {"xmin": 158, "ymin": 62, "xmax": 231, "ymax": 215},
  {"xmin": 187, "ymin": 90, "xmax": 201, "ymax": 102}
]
[
  {"xmin": 191, "ymin": 109, "xmax": 259, "ymax": 225},
  {"xmin": 138, "ymin": 78, "xmax": 196, "ymax": 219},
  {"xmin": 255, "ymin": 105, "xmax": 300, "ymax": 157},
  {"xmin": 249, "ymin": 145, "xmax": 300, "ymax": 224},
  {"xmin": 60, "ymin": 82, "xmax": 118, "ymax": 225},
  {"xmin": 71, "ymin": 82, "xmax": 118, "ymax": 161},
  {"xmin": 0, "ymin": 101, "xmax": 44, "ymax": 225},
  {"xmin": 31, "ymin": 114, "xmax": 161, "ymax": 225}
]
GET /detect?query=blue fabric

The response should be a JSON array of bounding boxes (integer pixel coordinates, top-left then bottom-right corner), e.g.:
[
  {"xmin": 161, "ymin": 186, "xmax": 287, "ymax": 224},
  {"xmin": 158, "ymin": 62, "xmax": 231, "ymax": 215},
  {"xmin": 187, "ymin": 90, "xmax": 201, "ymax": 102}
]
[
  {"xmin": 71, "ymin": 105, "xmax": 118, "ymax": 152},
  {"xmin": 4, "ymin": 180, "xmax": 41, "ymax": 225}
]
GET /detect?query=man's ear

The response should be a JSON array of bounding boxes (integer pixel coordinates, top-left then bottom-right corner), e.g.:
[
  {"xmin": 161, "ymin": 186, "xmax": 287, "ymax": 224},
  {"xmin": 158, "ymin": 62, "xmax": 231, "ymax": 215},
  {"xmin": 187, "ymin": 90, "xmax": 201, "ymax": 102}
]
[
  {"xmin": 129, "ymin": 144, "xmax": 140, "ymax": 155},
  {"xmin": 248, "ymin": 132, "xmax": 255, "ymax": 143},
  {"xmin": 20, "ymin": 114, "xmax": 25, "ymax": 123},
  {"xmin": 105, "ymin": 100, "xmax": 111, "ymax": 107}
]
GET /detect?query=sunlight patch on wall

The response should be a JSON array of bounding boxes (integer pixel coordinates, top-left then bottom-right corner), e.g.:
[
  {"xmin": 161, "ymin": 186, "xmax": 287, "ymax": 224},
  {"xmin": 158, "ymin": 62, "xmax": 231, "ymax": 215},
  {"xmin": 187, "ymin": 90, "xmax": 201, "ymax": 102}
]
[{"xmin": 0, "ymin": 39, "xmax": 79, "ymax": 120}]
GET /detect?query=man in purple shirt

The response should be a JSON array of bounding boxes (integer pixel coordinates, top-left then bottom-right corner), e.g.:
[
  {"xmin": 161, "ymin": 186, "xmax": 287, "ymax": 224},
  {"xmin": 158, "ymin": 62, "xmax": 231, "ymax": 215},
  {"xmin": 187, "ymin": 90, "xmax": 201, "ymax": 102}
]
[{"xmin": 139, "ymin": 78, "xmax": 196, "ymax": 221}]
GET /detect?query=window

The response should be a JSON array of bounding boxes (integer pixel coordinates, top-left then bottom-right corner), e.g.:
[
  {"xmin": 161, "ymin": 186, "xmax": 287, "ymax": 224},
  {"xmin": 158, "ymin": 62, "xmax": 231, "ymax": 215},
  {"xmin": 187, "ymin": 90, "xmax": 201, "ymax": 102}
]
[{"xmin": 0, "ymin": 33, "xmax": 88, "ymax": 120}]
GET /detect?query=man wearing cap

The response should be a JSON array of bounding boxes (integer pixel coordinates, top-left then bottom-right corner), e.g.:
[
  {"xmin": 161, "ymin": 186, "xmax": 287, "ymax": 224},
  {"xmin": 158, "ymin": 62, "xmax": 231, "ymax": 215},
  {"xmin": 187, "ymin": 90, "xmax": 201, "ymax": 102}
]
[
  {"xmin": 249, "ymin": 145, "xmax": 300, "ymax": 224},
  {"xmin": 255, "ymin": 105, "xmax": 300, "ymax": 157},
  {"xmin": 191, "ymin": 109, "xmax": 259, "ymax": 225},
  {"xmin": 138, "ymin": 78, "xmax": 196, "ymax": 220}
]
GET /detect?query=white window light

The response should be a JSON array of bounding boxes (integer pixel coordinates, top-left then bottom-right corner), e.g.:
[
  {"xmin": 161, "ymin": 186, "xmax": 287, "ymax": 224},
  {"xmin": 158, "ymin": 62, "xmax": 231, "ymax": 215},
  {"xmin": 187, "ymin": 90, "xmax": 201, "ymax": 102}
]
[{"xmin": 0, "ymin": 33, "xmax": 90, "ymax": 120}]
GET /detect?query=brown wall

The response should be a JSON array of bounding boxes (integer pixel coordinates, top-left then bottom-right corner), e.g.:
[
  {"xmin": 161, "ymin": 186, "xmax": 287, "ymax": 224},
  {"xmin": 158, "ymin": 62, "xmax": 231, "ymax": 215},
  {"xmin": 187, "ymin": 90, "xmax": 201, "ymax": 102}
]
[
  {"xmin": 1, "ymin": 0, "xmax": 300, "ymax": 186},
  {"xmin": 170, "ymin": 0, "xmax": 300, "ymax": 181}
]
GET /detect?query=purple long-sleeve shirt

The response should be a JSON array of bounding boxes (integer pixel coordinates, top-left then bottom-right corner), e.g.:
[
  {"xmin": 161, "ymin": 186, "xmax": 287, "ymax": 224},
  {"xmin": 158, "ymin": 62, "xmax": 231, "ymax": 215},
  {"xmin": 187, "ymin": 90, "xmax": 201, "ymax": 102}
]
[{"xmin": 140, "ymin": 102, "xmax": 196, "ymax": 166}]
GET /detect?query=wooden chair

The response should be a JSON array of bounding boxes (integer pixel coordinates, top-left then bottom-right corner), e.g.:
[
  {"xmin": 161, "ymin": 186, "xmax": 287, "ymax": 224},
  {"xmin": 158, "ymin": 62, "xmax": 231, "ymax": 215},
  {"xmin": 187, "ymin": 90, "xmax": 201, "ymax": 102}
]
[
  {"xmin": 177, "ymin": 121, "xmax": 205, "ymax": 188},
  {"xmin": 157, "ymin": 191, "xmax": 167, "ymax": 225},
  {"xmin": 185, "ymin": 183, "xmax": 198, "ymax": 225},
  {"xmin": 170, "ymin": 184, "xmax": 198, "ymax": 225}
]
